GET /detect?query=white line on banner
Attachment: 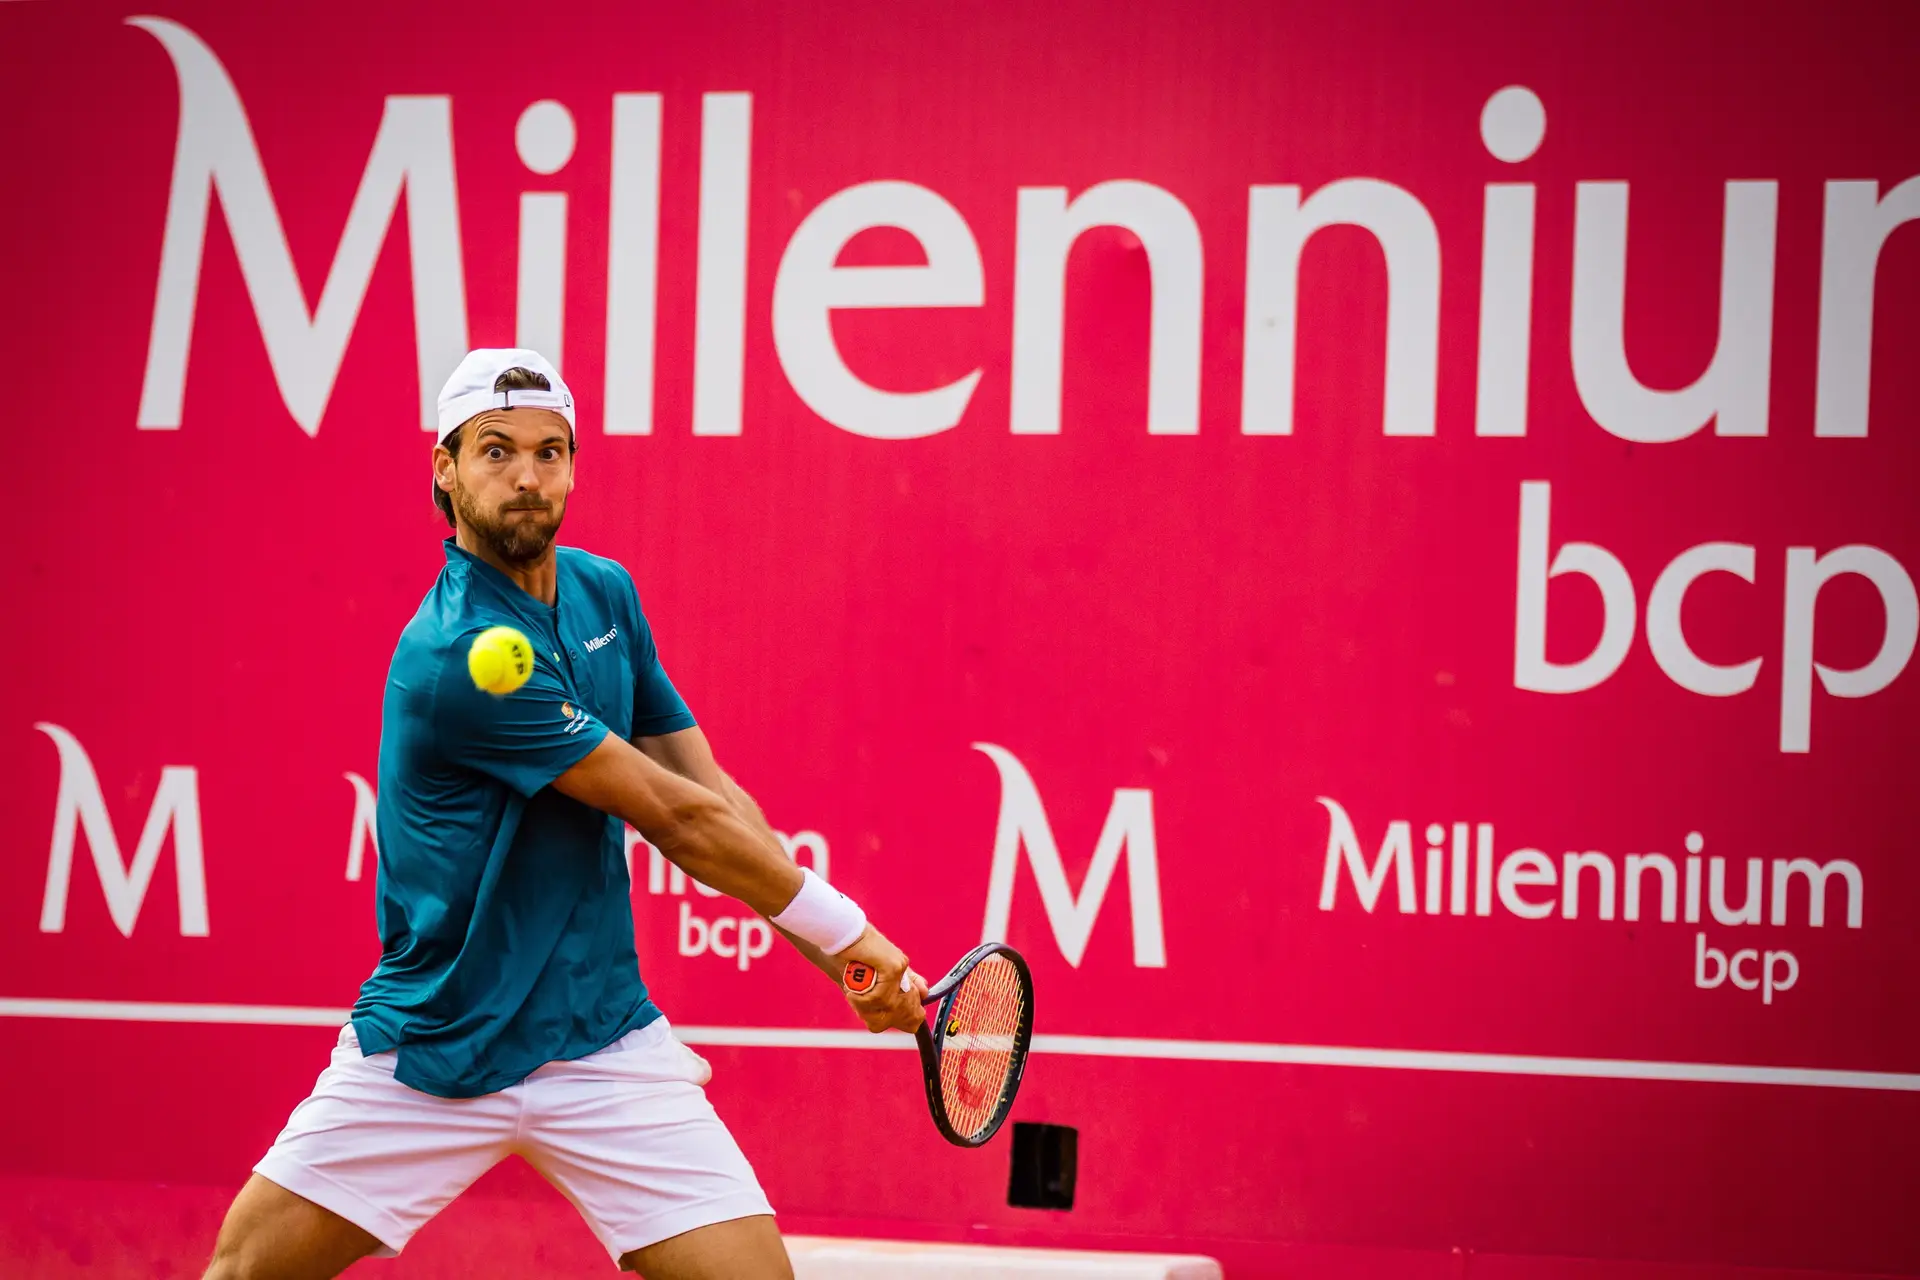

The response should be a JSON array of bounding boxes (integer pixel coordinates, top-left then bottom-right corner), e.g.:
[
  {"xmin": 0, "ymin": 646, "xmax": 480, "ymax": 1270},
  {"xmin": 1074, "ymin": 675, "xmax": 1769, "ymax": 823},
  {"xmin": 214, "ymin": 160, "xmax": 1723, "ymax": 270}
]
[
  {"xmin": 0, "ymin": 997, "xmax": 349, "ymax": 1026},
  {"xmin": 2, "ymin": 997, "xmax": 1915, "ymax": 1093}
]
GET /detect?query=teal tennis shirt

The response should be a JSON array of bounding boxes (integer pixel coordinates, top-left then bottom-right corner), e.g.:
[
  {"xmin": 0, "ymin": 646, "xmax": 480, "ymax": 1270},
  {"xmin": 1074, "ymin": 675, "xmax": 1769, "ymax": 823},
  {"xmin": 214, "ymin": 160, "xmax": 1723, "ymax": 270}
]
[{"xmin": 351, "ymin": 541, "xmax": 696, "ymax": 1098}]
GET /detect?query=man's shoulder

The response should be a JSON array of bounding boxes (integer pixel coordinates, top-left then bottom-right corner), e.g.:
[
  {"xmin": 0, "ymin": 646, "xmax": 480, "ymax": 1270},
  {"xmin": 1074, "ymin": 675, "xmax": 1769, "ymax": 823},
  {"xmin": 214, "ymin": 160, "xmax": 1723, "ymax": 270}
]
[
  {"xmin": 557, "ymin": 544, "xmax": 637, "ymax": 596},
  {"xmin": 390, "ymin": 564, "xmax": 518, "ymax": 683}
]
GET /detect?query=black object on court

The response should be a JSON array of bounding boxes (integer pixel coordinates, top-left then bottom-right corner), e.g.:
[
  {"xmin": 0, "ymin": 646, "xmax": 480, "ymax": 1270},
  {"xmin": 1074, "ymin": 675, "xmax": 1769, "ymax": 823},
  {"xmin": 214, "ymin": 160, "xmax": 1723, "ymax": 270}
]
[{"xmin": 1008, "ymin": 1121, "xmax": 1078, "ymax": 1210}]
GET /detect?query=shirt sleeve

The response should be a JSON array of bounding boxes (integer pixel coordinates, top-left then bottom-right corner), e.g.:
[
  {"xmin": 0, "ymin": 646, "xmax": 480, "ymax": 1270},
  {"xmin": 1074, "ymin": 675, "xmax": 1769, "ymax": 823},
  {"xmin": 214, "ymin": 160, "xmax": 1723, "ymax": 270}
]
[
  {"xmin": 629, "ymin": 592, "xmax": 697, "ymax": 738},
  {"xmin": 432, "ymin": 632, "xmax": 610, "ymax": 797}
]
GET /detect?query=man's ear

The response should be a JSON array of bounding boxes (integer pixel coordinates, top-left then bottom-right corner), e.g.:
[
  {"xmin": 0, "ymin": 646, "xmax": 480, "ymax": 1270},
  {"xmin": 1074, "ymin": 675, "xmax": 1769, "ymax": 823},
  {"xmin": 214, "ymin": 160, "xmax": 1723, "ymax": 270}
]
[{"xmin": 433, "ymin": 445, "xmax": 457, "ymax": 493}]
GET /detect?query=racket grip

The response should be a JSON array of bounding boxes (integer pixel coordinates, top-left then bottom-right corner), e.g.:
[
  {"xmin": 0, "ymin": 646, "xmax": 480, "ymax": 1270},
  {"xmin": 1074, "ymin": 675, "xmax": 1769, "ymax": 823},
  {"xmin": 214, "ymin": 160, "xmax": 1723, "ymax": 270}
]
[{"xmin": 843, "ymin": 962, "xmax": 922, "ymax": 997}]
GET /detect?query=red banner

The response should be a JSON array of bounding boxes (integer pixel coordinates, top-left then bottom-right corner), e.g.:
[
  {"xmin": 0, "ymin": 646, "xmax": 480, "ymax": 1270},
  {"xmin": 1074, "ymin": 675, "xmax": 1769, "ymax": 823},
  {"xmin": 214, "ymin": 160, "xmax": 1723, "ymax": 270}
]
[{"xmin": 4, "ymin": 2, "xmax": 1917, "ymax": 1275}]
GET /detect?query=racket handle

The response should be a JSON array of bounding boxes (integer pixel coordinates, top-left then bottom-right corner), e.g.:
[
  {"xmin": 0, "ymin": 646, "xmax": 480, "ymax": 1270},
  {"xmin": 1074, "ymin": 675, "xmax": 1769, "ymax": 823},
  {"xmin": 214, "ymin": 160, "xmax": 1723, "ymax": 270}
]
[{"xmin": 843, "ymin": 962, "xmax": 922, "ymax": 997}]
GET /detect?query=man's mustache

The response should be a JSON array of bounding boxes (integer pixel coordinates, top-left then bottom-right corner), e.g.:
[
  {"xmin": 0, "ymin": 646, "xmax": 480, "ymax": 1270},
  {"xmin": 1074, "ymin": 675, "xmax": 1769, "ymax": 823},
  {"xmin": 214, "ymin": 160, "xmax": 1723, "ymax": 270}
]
[{"xmin": 499, "ymin": 497, "xmax": 554, "ymax": 513}]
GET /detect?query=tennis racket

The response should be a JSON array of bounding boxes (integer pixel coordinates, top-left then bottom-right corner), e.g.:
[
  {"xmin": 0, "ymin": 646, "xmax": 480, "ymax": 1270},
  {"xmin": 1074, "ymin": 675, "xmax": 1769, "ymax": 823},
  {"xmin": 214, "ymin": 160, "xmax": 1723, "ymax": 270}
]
[{"xmin": 844, "ymin": 942, "xmax": 1035, "ymax": 1148}]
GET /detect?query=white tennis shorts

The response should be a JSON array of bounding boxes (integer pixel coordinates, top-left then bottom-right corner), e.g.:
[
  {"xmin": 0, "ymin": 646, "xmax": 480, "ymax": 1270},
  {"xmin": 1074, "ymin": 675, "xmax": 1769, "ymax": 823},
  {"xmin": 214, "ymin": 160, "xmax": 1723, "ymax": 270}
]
[{"xmin": 254, "ymin": 1019, "xmax": 774, "ymax": 1262}]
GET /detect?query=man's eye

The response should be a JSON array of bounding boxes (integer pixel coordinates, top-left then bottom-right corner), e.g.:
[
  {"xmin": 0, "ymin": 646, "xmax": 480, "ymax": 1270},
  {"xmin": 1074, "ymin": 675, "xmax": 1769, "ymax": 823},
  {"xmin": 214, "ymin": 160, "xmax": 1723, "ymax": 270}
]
[
  {"xmin": 539, "ymin": 448, "xmax": 559, "ymax": 461},
  {"xmin": 485, "ymin": 447, "xmax": 506, "ymax": 461}
]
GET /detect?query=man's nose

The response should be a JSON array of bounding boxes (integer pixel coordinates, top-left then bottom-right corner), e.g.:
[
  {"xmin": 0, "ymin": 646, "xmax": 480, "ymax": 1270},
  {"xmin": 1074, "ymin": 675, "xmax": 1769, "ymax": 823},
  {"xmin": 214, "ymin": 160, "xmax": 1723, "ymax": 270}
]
[{"xmin": 511, "ymin": 457, "xmax": 540, "ymax": 490}]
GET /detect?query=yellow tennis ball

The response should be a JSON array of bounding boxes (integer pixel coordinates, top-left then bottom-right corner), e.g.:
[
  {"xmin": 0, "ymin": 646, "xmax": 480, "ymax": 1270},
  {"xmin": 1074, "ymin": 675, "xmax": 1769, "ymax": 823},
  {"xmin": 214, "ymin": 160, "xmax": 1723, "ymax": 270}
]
[{"xmin": 468, "ymin": 625, "xmax": 535, "ymax": 695}]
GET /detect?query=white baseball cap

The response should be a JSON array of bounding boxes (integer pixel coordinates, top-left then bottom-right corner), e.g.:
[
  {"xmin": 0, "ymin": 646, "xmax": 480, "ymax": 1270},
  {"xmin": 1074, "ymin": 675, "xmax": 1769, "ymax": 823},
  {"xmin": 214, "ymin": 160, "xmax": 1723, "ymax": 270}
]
[{"xmin": 436, "ymin": 348, "xmax": 575, "ymax": 443}]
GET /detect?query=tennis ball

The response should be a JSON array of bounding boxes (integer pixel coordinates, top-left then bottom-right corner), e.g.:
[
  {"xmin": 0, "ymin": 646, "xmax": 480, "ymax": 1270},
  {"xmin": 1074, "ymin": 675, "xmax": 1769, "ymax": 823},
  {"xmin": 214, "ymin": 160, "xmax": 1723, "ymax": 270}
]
[{"xmin": 468, "ymin": 625, "xmax": 535, "ymax": 695}]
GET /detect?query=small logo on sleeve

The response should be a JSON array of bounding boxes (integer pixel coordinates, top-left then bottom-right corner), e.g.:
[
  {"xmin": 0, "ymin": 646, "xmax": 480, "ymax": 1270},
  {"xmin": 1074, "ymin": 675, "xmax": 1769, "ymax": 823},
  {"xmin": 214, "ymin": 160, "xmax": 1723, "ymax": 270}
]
[{"xmin": 560, "ymin": 703, "xmax": 593, "ymax": 735}]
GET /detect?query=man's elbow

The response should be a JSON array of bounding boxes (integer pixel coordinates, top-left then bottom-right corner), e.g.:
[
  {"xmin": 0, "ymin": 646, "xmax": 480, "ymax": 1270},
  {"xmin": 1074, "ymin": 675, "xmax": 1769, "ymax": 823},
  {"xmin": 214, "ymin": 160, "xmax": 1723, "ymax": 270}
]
[{"xmin": 649, "ymin": 792, "xmax": 736, "ymax": 864}]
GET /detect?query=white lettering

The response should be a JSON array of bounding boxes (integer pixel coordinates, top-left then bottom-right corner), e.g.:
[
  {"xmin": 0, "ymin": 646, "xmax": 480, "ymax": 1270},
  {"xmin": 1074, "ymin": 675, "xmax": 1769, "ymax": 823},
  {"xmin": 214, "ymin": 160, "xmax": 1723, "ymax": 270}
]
[
  {"xmin": 773, "ymin": 182, "xmax": 983, "ymax": 438},
  {"xmin": 36, "ymin": 723, "xmax": 209, "ymax": 938},
  {"xmin": 1729, "ymin": 948, "xmax": 1761, "ymax": 991},
  {"xmin": 514, "ymin": 100, "xmax": 575, "ymax": 369},
  {"xmin": 131, "ymin": 17, "xmax": 467, "ymax": 435},
  {"xmin": 1570, "ymin": 180, "xmax": 1777, "ymax": 442},
  {"xmin": 1623, "ymin": 853, "xmax": 1677, "ymax": 924},
  {"xmin": 1473, "ymin": 87, "xmax": 1544, "ymax": 436},
  {"xmin": 1013, "ymin": 182, "xmax": 1203, "ymax": 436},
  {"xmin": 1513, "ymin": 480, "xmax": 1636, "ymax": 694},
  {"xmin": 692, "ymin": 92, "xmax": 752, "ymax": 436},
  {"xmin": 1316, "ymin": 798, "xmax": 1415, "ymax": 914},
  {"xmin": 1780, "ymin": 545, "xmax": 1918, "ymax": 753},
  {"xmin": 976, "ymin": 742, "xmax": 1167, "ymax": 967},
  {"xmin": 779, "ymin": 830, "xmax": 829, "ymax": 881},
  {"xmin": 1497, "ymin": 848, "xmax": 1556, "ymax": 920},
  {"xmin": 1561, "ymin": 851, "xmax": 1616, "ymax": 920},
  {"xmin": 344, "ymin": 771, "xmax": 379, "ymax": 881},
  {"xmin": 1695, "ymin": 933, "xmax": 1727, "ymax": 989},
  {"xmin": 1243, "ymin": 180, "xmax": 1440, "ymax": 437},
  {"xmin": 1646, "ymin": 543, "xmax": 1761, "ymax": 696},
  {"xmin": 1769, "ymin": 858, "xmax": 1864, "ymax": 928},
  {"xmin": 1815, "ymin": 177, "xmax": 1920, "ymax": 438},
  {"xmin": 1709, "ymin": 857, "xmax": 1763, "ymax": 927},
  {"xmin": 678, "ymin": 900, "xmax": 709, "ymax": 955},
  {"xmin": 737, "ymin": 917, "xmax": 773, "ymax": 971},
  {"xmin": 604, "ymin": 93, "xmax": 663, "ymax": 435},
  {"xmin": 1763, "ymin": 950, "xmax": 1799, "ymax": 1004}
]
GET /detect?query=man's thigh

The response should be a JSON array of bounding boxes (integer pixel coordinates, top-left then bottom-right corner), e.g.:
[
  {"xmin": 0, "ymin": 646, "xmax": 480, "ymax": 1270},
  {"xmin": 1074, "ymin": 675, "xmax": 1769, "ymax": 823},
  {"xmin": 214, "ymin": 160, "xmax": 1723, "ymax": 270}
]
[
  {"xmin": 617, "ymin": 1214, "xmax": 792, "ymax": 1279},
  {"xmin": 242, "ymin": 1026, "xmax": 516, "ymax": 1261},
  {"xmin": 526, "ymin": 1021, "xmax": 778, "ymax": 1263},
  {"xmin": 203, "ymin": 1174, "xmax": 383, "ymax": 1280}
]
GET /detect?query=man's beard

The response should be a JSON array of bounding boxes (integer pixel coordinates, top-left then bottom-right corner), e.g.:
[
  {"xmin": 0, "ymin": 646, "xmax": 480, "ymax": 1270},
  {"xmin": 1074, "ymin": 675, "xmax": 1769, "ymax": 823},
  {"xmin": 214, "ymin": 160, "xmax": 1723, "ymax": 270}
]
[{"xmin": 454, "ymin": 482, "xmax": 566, "ymax": 565}]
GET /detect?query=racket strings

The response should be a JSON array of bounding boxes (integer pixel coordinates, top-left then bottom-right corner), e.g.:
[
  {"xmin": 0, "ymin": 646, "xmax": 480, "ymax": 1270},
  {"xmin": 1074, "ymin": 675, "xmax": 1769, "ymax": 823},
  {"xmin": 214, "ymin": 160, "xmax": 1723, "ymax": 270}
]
[{"xmin": 937, "ymin": 954, "xmax": 1025, "ymax": 1141}]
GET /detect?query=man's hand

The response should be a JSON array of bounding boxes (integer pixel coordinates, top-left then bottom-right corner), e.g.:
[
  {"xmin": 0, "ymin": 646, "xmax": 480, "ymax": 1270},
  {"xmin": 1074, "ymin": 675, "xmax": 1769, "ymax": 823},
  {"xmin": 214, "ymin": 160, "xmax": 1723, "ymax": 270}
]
[{"xmin": 834, "ymin": 925, "xmax": 927, "ymax": 1034}]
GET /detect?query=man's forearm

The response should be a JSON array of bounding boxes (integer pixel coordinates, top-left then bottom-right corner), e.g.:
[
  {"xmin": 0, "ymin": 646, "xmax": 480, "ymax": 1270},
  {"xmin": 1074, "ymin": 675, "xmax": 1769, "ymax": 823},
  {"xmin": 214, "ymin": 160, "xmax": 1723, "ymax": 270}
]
[
  {"xmin": 630, "ymin": 730, "xmax": 861, "ymax": 978},
  {"xmin": 624, "ymin": 724, "xmax": 923, "ymax": 1028},
  {"xmin": 713, "ymin": 775, "xmax": 848, "ymax": 981},
  {"xmin": 554, "ymin": 735, "xmax": 804, "ymax": 918},
  {"xmin": 650, "ymin": 795, "xmax": 805, "ymax": 917}
]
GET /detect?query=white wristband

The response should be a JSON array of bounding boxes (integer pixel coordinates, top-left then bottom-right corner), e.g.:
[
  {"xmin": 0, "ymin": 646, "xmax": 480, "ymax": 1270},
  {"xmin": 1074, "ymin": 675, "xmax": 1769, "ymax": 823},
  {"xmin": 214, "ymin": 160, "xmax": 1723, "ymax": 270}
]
[{"xmin": 771, "ymin": 867, "xmax": 868, "ymax": 955}]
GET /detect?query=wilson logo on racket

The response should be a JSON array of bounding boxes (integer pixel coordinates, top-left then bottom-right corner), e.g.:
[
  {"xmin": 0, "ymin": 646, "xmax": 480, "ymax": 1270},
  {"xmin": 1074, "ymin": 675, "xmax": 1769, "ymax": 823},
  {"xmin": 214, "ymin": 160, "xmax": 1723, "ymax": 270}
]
[{"xmin": 843, "ymin": 962, "xmax": 876, "ymax": 994}]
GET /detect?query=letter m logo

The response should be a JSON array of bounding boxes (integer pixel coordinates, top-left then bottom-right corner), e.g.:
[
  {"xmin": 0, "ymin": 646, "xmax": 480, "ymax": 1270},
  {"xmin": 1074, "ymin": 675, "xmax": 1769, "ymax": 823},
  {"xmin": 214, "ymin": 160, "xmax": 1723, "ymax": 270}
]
[
  {"xmin": 1315, "ymin": 797, "xmax": 1415, "ymax": 913},
  {"xmin": 974, "ymin": 743, "xmax": 1166, "ymax": 968},
  {"xmin": 35, "ymin": 723, "xmax": 210, "ymax": 937},
  {"xmin": 131, "ymin": 17, "xmax": 468, "ymax": 435}
]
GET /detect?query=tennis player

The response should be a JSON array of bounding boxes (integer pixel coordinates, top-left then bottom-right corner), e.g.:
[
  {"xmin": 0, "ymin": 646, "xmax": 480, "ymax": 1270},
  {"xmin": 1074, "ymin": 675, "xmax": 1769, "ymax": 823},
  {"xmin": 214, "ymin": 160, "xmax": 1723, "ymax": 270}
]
[{"xmin": 200, "ymin": 349, "xmax": 926, "ymax": 1280}]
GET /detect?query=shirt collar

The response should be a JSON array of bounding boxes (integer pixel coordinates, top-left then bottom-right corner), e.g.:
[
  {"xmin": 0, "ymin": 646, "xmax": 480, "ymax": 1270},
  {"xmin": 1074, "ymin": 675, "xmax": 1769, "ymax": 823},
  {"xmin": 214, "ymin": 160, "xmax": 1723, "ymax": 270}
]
[{"xmin": 444, "ymin": 538, "xmax": 563, "ymax": 630}]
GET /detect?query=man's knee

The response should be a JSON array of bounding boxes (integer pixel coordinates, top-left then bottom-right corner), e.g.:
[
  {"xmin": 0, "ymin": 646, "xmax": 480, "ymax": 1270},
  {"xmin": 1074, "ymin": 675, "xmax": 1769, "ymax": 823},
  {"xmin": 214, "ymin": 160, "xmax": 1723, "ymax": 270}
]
[
  {"xmin": 200, "ymin": 1239, "xmax": 256, "ymax": 1280},
  {"xmin": 201, "ymin": 1221, "xmax": 252, "ymax": 1280},
  {"xmin": 201, "ymin": 1227, "xmax": 292, "ymax": 1280},
  {"xmin": 200, "ymin": 1231, "xmax": 368, "ymax": 1280},
  {"xmin": 617, "ymin": 1214, "xmax": 791, "ymax": 1278},
  {"xmin": 200, "ymin": 1174, "xmax": 379, "ymax": 1280}
]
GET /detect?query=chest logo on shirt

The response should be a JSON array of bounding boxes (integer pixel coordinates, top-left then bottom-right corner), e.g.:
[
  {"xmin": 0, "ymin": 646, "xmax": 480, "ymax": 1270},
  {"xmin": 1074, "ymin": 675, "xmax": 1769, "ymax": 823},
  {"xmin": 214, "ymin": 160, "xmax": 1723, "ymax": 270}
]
[{"xmin": 583, "ymin": 626, "xmax": 618, "ymax": 653}]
